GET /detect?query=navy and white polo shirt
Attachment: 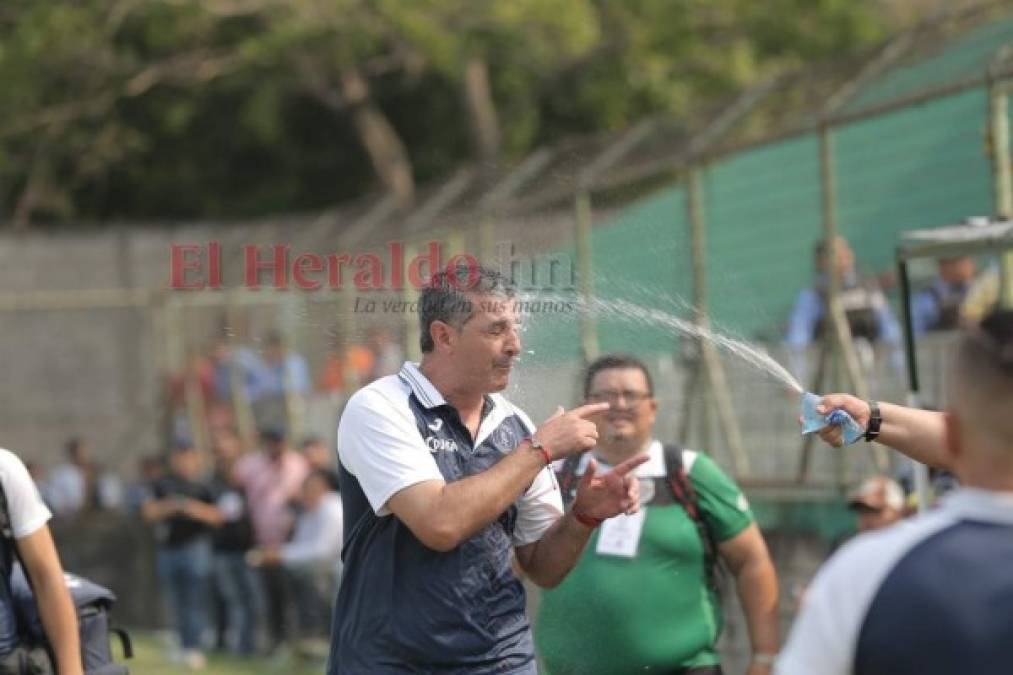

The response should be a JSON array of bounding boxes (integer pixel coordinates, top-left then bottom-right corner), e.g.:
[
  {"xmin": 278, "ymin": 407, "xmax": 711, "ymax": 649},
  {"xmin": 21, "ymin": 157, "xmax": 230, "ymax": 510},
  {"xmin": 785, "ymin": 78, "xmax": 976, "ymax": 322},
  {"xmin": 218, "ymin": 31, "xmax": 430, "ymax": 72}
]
[
  {"xmin": 328, "ymin": 362, "xmax": 562, "ymax": 674},
  {"xmin": 777, "ymin": 488, "xmax": 1013, "ymax": 675}
]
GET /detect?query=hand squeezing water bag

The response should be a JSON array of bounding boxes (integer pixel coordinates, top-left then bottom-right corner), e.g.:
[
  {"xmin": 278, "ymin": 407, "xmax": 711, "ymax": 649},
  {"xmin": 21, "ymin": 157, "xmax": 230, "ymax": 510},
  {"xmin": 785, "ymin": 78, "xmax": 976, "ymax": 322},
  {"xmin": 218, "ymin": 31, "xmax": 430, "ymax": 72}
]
[{"xmin": 800, "ymin": 392, "xmax": 865, "ymax": 446}]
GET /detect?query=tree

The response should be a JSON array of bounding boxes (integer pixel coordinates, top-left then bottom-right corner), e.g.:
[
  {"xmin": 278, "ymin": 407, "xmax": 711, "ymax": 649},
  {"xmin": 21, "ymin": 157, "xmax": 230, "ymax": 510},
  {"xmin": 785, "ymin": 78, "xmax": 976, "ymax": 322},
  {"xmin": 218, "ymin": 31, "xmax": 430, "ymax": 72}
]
[{"xmin": 0, "ymin": 0, "xmax": 889, "ymax": 226}]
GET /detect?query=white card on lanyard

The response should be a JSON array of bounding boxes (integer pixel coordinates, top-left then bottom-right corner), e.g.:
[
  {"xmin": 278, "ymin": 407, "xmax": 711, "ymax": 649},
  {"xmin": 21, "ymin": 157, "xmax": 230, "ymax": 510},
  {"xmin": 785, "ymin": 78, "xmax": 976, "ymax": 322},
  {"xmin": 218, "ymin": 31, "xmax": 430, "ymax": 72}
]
[{"xmin": 595, "ymin": 508, "xmax": 646, "ymax": 558}]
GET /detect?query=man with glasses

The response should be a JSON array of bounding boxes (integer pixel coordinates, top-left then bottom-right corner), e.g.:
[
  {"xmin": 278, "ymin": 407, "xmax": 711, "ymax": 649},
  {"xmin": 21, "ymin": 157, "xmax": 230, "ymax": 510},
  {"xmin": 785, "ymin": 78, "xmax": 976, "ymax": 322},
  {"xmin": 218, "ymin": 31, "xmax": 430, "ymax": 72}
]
[{"xmin": 536, "ymin": 353, "xmax": 780, "ymax": 675}]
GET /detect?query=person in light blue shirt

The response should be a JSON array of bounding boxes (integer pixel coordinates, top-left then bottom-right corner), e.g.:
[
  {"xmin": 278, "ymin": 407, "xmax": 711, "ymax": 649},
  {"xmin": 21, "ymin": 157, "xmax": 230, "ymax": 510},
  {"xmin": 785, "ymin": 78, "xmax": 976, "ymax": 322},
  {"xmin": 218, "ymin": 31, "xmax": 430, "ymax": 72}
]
[
  {"xmin": 785, "ymin": 237, "xmax": 902, "ymax": 381},
  {"xmin": 248, "ymin": 332, "xmax": 311, "ymax": 400},
  {"xmin": 910, "ymin": 256, "xmax": 976, "ymax": 335}
]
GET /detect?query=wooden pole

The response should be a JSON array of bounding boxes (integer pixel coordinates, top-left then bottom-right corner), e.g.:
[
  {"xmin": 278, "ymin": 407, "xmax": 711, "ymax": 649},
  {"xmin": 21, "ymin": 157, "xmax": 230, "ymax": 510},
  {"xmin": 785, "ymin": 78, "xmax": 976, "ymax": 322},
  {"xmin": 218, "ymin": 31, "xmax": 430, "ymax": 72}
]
[
  {"xmin": 686, "ymin": 167, "xmax": 749, "ymax": 475},
  {"xmin": 817, "ymin": 124, "xmax": 888, "ymax": 474},
  {"xmin": 575, "ymin": 188, "xmax": 598, "ymax": 364}
]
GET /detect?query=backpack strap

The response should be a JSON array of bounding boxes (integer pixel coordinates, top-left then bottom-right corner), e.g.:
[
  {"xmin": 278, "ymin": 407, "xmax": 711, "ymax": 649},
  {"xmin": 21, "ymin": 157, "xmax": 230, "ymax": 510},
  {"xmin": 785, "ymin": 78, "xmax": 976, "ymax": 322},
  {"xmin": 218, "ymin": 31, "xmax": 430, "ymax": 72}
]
[
  {"xmin": 110, "ymin": 627, "xmax": 133, "ymax": 659},
  {"xmin": 662, "ymin": 444, "xmax": 719, "ymax": 590},
  {"xmin": 555, "ymin": 453, "xmax": 585, "ymax": 507}
]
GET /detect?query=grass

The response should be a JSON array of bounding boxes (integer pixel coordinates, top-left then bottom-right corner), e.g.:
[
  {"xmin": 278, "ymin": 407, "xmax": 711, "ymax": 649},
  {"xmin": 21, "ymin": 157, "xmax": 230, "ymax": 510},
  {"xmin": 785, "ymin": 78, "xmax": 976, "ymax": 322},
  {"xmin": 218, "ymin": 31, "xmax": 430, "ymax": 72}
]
[{"xmin": 128, "ymin": 632, "xmax": 325, "ymax": 674}]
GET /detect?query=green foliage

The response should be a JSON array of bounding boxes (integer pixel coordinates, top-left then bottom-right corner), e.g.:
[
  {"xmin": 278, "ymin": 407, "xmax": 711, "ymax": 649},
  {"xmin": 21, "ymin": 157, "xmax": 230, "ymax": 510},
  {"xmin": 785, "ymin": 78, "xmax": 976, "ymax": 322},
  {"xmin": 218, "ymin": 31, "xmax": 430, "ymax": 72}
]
[{"xmin": 0, "ymin": 0, "xmax": 888, "ymax": 225}]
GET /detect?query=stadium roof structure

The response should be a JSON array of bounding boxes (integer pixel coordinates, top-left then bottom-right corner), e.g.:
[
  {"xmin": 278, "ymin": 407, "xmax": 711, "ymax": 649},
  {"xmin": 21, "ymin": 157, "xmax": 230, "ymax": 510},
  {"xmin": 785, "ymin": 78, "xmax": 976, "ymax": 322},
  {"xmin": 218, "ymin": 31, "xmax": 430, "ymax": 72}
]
[{"xmin": 895, "ymin": 218, "xmax": 1013, "ymax": 509}]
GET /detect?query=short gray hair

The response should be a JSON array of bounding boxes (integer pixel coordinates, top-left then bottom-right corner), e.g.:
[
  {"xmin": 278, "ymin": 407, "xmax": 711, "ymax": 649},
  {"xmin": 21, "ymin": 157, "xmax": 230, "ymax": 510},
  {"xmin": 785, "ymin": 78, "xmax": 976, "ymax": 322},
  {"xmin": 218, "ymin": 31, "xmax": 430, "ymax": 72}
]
[{"xmin": 418, "ymin": 263, "xmax": 514, "ymax": 353}]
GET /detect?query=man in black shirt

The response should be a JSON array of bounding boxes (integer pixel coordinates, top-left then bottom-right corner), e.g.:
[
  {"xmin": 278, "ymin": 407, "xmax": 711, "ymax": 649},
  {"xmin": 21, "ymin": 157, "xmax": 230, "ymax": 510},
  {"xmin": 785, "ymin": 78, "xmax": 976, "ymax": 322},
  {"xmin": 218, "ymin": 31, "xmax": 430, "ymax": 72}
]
[
  {"xmin": 208, "ymin": 429, "xmax": 259, "ymax": 656},
  {"xmin": 142, "ymin": 440, "xmax": 222, "ymax": 670}
]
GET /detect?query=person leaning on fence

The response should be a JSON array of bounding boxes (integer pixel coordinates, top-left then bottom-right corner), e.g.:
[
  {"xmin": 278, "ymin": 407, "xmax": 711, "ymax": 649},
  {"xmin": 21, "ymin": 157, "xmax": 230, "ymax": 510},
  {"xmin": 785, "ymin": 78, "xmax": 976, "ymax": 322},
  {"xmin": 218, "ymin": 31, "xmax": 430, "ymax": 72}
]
[
  {"xmin": 330, "ymin": 264, "xmax": 646, "ymax": 674},
  {"xmin": 536, "ymin": 353, "xmax": 780, "ymax": 675},
  {"xmin": 0, "ymin": 448, "xmax": 82, "ymax": 675},
  {"xmin": 777, "ymin": 309, "xmax": 1013, "ymax": 675}
]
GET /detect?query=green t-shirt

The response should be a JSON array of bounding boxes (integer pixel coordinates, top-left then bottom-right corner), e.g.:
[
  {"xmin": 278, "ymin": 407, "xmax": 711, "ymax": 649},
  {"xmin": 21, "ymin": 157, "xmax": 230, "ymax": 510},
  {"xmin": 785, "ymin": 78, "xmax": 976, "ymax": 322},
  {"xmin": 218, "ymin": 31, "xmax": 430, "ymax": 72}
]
[{"xmin": 535, "ymin": 445, "xmax": 754, "ymax": 675}]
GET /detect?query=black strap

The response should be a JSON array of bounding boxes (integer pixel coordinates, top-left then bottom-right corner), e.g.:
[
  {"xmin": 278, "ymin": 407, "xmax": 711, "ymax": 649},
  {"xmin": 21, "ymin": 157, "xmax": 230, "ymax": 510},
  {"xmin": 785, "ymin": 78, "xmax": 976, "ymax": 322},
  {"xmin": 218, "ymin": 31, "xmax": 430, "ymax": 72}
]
[
  {"xmin": 0, "ymin": 483, "xmax": 28, "ymax": 592},
  {"xmin": 555, "ymin": 453, "xmax": 584, "ymax": 506},
  {"xmin": 663, "ymin": 445, "xmax": 719, "ymax": 591},
  {"xmin": 110, "ymin": 627, "xmax": 133, "ymax": 659},
  {"xmin": 555, "ymin": 445, "xmax": 720, "ymax": 589}
]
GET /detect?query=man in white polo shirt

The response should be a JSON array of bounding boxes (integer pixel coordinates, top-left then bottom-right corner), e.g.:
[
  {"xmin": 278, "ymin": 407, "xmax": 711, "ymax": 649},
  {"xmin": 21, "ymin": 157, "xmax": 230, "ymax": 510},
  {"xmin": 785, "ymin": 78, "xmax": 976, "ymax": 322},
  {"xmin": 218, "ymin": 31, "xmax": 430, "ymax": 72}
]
[
  {"xmin": 778, "ymin": 309, "xmax": 1013, "ymax": 675},
  {"xmin": 0, "ymin": 448, "xmax": 83, "ymax": 674},
  {"xmin": 329, "ymin": 264, "xmax": 645, "ymax": 674}
]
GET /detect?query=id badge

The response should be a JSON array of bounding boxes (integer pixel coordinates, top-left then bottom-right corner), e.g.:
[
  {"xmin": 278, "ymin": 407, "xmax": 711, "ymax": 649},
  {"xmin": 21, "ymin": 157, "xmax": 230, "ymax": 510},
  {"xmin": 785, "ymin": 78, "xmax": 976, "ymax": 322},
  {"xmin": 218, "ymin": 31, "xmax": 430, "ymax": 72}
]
[{"xmin": 595, "ymin": 508, "xmax": 646, "ymax": 558}]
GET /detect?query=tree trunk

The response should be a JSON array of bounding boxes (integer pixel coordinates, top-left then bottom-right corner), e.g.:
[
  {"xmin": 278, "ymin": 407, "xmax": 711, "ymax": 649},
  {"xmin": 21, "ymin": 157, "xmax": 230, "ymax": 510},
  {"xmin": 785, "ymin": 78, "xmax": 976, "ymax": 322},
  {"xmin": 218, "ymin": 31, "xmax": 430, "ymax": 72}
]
[
  {"xmin": 462, "ymin": 57, "xmax": 501, "ymax": 165},
  {"xmin": 340, "ymin": 66, "xmax": 415, "ymax": 207}
]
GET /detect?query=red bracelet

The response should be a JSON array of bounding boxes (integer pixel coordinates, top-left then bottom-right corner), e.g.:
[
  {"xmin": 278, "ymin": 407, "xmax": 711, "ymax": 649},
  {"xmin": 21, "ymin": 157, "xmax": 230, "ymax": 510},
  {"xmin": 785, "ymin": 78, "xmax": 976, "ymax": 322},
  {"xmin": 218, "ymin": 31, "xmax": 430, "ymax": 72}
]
[
  {"xmin": 535, "ymin": 446, "xmax": 551, "ymax": 466},
  {"xmin": 526, "ymin": 437, "xmax": 551, "ymax": 466},
  {"xmin": 572, "ymin": 508, "xmax": 603, "ymax": 529}
]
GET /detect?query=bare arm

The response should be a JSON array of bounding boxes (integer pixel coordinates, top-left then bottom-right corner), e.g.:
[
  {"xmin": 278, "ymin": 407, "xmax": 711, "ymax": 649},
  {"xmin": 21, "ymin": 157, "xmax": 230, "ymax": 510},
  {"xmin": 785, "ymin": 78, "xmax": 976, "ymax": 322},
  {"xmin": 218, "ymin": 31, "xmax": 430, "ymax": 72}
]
[
  {"xmin": 513, "ymin": 510, "xmax": 592, "ymax": 588},
  {"xmin": 719, "ymin": 524, "xmax": 780, "ymax": 674},
  {"xmin": 514, "ymin": 454, "xmax": 647, "ymax": 588},
  {"xmin": 387, "ymin": 441, "xmax": 550, "ymax": 552},
  {"xmin": 180, "ymin": 499, "xmax": 224, "ymax": 527},
  {"xmin": 17, "ymin": 526, "xmax": 82, "ymax": 675},
  {"xmin": 386, "ymin": 403, "xmax": 607, "ymax": 552},
  {"xmin": 816, "ymin": 395, "xmax": 950, "ymax": 469},
  {"xmin": 140, "ymin": 497, "xmax": 178, "ymax": 523}
]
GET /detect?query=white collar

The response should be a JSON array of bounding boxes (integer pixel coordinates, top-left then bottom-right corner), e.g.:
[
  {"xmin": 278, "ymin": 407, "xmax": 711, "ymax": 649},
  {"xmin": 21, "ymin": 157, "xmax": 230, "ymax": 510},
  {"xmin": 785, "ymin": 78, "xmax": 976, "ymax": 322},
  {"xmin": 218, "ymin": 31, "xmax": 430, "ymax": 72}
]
[
  {"xmin": 941, "ymin": 487, "xmax": 1013, "ymax": 524},
  {"xmin": 397, "ymin": 362, "xmax": 447, "ymax": 409},
  {"xmin": 398, "ymin": 361, "xmax": 512, "ymax": 446},
  {"xmin": 575, "ymin": 439, "xmax": 695, "ymax": 478}
]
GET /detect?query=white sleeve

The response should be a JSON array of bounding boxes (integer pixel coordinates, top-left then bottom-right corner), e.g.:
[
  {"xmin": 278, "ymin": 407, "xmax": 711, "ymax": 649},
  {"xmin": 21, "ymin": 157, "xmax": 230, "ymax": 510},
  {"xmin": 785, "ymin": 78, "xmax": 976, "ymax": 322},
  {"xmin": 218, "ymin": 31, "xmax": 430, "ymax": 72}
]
[
  {"xmin": 509, "ymin": 405, "xmax": 563, "ymax": 546},
  {"xmin": 513, "ymin": 466, "xmax": 563, "ymax": 546},
  {"xmin": 281, "ymin": 497, "xmax": 344, "ymax": 568},
  {"xmin": 0, "ymin": 449, "xmax": 52, "ymax": 539},
  {"xmin": 776, "ymin": 512, "xmax": 955, "ymax": 675},
  {"xmin": 337, "ymin": 388, "xmax": 444, "ymax": 516},
  {"xmin": 775, "ymin": 552, "xmax": 857, "ymax": 675}
]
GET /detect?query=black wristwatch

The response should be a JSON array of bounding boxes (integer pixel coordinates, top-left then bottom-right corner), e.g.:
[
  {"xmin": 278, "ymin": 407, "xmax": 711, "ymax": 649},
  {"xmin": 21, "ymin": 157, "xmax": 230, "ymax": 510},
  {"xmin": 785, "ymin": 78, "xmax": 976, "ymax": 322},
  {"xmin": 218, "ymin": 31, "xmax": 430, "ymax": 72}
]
[{"xmin": 864, "ymin": 400, "xmax": 881, "ymax": 442}]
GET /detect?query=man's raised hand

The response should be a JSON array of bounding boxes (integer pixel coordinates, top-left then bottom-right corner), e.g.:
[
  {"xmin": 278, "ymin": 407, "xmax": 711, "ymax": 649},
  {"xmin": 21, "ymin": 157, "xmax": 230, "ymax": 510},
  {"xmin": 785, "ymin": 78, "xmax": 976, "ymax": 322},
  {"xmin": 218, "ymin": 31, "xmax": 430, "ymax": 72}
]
[
  {"xmin": 532, "ymin": 402, "xmax": 610, "ymax": 460},
  {"xmin": 573, "ymin": 453, "xmax": 649, "ymax": 521}
]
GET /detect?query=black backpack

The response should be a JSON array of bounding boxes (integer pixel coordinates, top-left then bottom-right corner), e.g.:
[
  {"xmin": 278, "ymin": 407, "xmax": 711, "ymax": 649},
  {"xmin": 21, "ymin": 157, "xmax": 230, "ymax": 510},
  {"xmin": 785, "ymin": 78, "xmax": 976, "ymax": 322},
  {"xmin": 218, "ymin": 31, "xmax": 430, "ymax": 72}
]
[
  {"xmin": 555, "ymin": 444, "xmax": 720, "ymax": 589},
  {"xmin": 0, "ymin": 485, "xmax": 132, "ymax": 675}
]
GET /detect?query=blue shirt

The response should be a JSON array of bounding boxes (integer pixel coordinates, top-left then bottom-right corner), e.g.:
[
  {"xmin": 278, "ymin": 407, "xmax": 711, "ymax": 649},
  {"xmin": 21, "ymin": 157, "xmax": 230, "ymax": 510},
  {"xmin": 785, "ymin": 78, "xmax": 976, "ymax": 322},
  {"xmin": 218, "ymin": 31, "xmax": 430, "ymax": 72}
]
[
  {"xmin": 785, "ymin": 280, "xmax": 902, "ymax": 349},
  {"xmin": 911, "ymin": 278, "xmax": 971, "ymax": 335},
  {"xmin": 248, "ymin": 352, "xmax": 311, "ymax": 400}
]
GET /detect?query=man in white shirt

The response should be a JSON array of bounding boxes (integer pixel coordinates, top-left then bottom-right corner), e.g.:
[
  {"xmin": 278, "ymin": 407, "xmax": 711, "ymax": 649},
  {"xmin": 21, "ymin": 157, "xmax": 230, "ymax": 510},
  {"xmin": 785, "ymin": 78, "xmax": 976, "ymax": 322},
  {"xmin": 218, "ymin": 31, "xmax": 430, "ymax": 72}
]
[
  {"xmin": 0, "ymin": 448, "xmax": 83, "ymax": 675},
  {"xmin": 329, "ymin": 264, "xmax": 645, "ymax": 674},
  {"xmin": 251, "ymin": 469, "xmax": 343, "ymax": 640},
  {"xmin": 778, "ymin": 309, "xmax": 1013, "ymax": 675}
]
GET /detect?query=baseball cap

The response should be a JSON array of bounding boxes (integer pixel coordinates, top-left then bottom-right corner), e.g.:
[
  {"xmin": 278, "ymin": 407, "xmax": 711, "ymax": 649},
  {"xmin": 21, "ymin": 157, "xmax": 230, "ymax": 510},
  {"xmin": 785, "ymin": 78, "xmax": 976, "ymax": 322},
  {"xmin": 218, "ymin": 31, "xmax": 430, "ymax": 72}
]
[{"xmin": 848, "ymin": 476, "xmax": 904, "ymax": 512}]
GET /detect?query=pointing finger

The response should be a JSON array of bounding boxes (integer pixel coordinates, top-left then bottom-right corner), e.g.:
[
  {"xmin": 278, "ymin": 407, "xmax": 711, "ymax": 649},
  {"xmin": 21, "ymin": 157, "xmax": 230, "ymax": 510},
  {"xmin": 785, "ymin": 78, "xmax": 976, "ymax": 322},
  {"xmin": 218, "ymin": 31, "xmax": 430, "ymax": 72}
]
[
  {"xmin": 609, "ymin": 453, "xmax": 649, "ymax": 477},
  {"xmin": 579, "ymin": 458, "xmax": 598, "ymax": 489},
  {"xmin": 570, "ymin": 402, "xmax": 610, "ymax": 419}
]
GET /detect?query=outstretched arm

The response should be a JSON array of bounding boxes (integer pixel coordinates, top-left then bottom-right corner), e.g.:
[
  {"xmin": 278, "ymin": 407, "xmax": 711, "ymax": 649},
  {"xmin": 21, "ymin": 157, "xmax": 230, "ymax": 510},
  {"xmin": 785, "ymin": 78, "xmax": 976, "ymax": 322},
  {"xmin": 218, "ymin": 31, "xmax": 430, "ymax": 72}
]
[{"xmin": 815, "ymin": 394, "xmax": 950, "ymax": 469}]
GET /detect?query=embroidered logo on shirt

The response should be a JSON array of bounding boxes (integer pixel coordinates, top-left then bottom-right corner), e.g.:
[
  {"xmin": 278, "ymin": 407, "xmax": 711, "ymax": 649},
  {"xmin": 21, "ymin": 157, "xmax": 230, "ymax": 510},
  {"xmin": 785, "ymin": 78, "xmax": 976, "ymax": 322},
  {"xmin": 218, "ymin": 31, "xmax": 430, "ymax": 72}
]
[
  {"xmin": 426, "ymin": 436, "xmax": 458, "ymax": 453},
  {"xmin": 427, "ymin": 418, "xmax": 444, "ymax": 432},
  {"xmin": 492, "ymin": 425, "xmax": 517, "ymax": 451}
]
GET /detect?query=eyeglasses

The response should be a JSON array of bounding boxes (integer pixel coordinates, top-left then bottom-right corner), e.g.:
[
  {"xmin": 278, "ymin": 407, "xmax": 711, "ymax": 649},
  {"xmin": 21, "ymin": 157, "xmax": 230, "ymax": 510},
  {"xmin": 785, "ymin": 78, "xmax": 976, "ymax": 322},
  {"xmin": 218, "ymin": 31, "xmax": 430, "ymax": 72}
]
[{"xmin": 586, "ymin": 390, "xmax": 652, "ymax": 405}]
